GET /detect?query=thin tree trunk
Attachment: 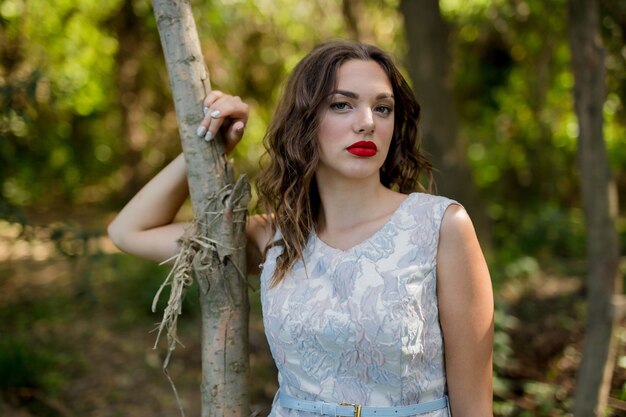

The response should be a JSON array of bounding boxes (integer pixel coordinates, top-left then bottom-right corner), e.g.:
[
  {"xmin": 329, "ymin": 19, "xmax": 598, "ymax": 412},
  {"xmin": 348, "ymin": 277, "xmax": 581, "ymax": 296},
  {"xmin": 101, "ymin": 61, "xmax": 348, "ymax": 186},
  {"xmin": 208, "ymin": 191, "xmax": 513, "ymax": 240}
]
[
  {"xmin": 151, "ymin": 1, "xmax": 251, "ymax": 416},
  {"xmin": 399, "ymin": 0, "xmax": 490, "ymax": 243},
  {"xmin": 342, "ymin": 0, "xmax": 362, "ymax": 41},
  {"xmin": 115, "ymin": 0, "xmax": 150, "ymax": 199},
  {"xmin": 568, "ymin": 0, "xmax": 622, "ymax": 415}
]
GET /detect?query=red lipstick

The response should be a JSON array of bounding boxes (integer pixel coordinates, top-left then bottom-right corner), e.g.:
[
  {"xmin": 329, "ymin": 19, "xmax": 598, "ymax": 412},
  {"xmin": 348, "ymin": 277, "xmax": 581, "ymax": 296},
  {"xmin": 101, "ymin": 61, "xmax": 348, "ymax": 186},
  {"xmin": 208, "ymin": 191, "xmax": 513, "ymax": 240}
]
[{"xmin": 346, "ymin": 141, "xmax": 377, "ymax": 157}]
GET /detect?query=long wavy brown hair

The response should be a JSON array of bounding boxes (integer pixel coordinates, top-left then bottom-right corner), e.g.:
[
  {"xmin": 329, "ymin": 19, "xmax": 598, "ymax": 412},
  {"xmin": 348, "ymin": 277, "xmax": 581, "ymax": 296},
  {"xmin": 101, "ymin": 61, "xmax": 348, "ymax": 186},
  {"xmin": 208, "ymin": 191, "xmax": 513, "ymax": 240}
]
[{"xmin": 256, "ymin": 40, "xmax": 432, "ymax": 286}]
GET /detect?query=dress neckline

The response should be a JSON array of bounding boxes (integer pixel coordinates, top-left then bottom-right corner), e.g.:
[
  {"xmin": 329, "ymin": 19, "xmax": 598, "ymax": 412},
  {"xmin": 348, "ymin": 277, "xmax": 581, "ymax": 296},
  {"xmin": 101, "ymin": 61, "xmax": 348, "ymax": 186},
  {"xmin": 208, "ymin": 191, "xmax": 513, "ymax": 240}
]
[{"xmin": 311, "ymin": 193, "xmax": 417, "ymax": 256}]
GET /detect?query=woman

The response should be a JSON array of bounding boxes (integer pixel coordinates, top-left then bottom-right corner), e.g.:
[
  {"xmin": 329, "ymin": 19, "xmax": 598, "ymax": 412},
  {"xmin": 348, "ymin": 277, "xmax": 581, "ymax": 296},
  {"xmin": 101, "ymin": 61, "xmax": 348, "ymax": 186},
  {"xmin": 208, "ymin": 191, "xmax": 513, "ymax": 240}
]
[{"xmin": 108, "ymin": 40, "xmax": 494, "ymax": 417}]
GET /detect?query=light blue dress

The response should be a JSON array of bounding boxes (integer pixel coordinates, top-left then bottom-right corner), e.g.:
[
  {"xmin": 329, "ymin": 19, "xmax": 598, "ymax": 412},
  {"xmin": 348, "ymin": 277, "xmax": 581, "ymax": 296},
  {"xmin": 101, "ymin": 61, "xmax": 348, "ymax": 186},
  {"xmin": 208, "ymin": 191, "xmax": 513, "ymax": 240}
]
[{"xmin": 260, "ymin": 193, "xmax": 456, "ymax": 417}]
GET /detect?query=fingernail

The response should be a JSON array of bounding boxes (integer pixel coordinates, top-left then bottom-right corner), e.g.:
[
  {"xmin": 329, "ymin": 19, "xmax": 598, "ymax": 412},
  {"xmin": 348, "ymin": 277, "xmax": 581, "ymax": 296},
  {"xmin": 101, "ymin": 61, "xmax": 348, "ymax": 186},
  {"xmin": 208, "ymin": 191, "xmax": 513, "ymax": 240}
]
[
  {"xmin": 203, "ymin": 107, "xmax": 209, "ymax": 116},
  {"xmin": 204, "ymin": 131, "xmax": 213, "ymax": 142},
  {"xmin": 196, "ymin": 125, "xmax": 207, "ymax": 137},
  {"xmin": 210, "ymin": 110, "xmax": 221, "ymax": 118}
]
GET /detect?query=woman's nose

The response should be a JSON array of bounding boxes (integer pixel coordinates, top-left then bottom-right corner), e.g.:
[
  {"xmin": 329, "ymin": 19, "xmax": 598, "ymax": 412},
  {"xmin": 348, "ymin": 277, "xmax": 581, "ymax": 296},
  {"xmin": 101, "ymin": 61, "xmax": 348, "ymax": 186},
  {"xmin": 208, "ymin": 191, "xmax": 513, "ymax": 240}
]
[{"xmin": 353, "ymin": 108, "xmax": 375, "ymax": 134}]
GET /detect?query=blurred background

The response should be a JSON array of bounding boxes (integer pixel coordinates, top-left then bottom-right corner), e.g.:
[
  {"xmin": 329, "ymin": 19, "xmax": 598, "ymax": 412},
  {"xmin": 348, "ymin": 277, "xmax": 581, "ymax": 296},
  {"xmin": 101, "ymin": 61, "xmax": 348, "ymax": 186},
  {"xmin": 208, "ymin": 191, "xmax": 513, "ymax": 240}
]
[{"xmin": 1, "ymin": 0, "xmax": 625, "ymax": 416}]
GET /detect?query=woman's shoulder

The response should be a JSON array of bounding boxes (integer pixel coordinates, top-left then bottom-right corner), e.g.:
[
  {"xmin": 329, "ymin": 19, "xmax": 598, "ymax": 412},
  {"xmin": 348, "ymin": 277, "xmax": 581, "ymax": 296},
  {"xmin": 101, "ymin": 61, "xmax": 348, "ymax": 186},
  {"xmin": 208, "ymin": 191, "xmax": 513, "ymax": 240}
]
[
  {"xmin": 400, "ymin": 192, "xmax": 473, "ymax": 244},
  {"xmin": 406, "ymin": 191, "xmax": 457, "ymax": 204},
  {"xmin": 403, "ymin": 192, "xmax": 460, "ymax": 216},
  {"xmin": 437, "ymin": 202, "xmax": 478, "ymax": 256}
]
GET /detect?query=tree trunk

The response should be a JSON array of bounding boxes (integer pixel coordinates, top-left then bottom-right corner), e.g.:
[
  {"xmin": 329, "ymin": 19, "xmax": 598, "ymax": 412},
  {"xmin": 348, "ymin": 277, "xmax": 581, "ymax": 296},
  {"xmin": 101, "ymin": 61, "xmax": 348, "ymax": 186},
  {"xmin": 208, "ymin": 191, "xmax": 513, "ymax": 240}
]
[
  {"xmin": 399, "ymin": 0, "xmax": 490, "ymax": 242},
  {"xmin": 151, "ymin": 1, "xmax": 251, "ymax": 416},
  {"xmin": 341, "ymin": 0, "xmax": 363, "ymax": 41},
  {"xmin": 115, "ymin": 0, "xmax": 151, "ymax": 199},
  {"xmin": 568, "ymin": 0, "xmax": 622, "ymax": 415}
]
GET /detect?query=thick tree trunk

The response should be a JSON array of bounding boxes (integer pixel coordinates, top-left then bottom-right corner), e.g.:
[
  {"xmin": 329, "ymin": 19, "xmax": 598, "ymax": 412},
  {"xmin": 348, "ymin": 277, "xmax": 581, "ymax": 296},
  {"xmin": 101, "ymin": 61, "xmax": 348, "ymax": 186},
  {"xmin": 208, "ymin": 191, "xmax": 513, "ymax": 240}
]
[
  {"xmin": 568, "ymin": 0, "xmax": 622, "ymax": 415},
  {"xmin": 151, "ymin": 1, "xmax": 251, "ymax": 416},
  {"xmin": 399, "ymin": 0, "xmax": 490, "ymax": 242}
]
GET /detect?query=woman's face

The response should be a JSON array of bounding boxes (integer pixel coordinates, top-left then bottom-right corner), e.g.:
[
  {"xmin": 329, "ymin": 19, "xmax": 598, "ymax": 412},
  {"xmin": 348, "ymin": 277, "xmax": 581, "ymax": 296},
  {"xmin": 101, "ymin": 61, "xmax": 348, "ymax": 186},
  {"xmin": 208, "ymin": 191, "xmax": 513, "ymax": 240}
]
[{"xmin": 315, "ymin": 59, "xmax": 395, "ymax": 185}]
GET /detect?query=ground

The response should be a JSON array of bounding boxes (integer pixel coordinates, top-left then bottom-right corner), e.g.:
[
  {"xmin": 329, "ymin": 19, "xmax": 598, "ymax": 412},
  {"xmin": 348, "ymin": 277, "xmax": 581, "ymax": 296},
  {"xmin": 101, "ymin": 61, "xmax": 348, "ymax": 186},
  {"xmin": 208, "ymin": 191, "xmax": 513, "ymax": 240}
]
[{"xmin": 0, "ymin": 217, "xmax": 624, "ymax": 417}]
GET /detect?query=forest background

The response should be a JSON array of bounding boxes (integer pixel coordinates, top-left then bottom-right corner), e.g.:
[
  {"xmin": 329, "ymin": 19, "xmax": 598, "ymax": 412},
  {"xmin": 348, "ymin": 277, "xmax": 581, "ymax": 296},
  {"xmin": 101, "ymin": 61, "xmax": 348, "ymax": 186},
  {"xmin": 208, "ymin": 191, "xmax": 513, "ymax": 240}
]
[{"xmin": 1, "ymin": 0, "xmax": 625, "ymax": 416}]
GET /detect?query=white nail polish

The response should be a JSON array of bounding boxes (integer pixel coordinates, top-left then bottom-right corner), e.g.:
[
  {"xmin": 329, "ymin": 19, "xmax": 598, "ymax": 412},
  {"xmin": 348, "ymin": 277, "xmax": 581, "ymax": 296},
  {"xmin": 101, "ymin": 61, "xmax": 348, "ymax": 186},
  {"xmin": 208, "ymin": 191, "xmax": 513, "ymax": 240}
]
[
  {"xmin": 204, "ymin": 131, "xmax": 213, "ymax": 142},
  {"xmin": 210, "ymin": 110, "xmax": 221, "ymax": 118},
  {"xmin": 197, "ymin": 125, "xmax": 207, "ymax": 137},
  {"xmin": 203, "ymin": 107, "xmax": 209, "ymax": 116}
]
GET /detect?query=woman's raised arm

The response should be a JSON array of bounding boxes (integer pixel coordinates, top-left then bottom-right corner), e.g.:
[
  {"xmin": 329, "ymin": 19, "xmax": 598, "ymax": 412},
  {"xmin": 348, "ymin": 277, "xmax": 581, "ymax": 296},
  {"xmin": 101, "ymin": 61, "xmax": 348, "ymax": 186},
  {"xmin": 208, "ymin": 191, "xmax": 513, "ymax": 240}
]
[
  {"xmin": 108, "ymin": 91, "xmax": 265, "ymax": 264},
  {"xmin": 107, "ymin": 153, "xmax": 189, "ymax": 263}
]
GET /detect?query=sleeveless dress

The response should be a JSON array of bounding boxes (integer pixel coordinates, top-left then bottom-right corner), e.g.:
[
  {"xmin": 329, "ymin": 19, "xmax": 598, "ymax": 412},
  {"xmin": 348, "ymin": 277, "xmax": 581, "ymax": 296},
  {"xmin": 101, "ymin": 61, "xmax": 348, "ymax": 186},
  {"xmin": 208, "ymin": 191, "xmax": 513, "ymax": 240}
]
[{"xmin": 260, "ymin": 193, "xmax": 457, "ymax": 417}]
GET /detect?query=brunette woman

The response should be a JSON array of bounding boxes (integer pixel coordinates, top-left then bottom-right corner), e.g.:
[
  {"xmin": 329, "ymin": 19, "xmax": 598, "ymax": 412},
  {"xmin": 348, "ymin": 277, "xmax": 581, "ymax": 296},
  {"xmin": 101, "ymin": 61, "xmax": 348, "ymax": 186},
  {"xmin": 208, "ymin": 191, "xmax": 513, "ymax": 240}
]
[{"xmin": 109, "ymin": 40, "xmax": 494, "ymax": 417}]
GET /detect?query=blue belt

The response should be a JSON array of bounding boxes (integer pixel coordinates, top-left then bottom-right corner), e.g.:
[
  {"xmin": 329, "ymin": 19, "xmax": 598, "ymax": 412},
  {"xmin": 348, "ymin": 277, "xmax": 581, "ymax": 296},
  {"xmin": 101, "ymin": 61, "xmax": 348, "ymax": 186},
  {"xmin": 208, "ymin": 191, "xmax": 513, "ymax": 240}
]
[{"xmin": 278, "ymin": 390, "xmax": 449, "ymax": 417}]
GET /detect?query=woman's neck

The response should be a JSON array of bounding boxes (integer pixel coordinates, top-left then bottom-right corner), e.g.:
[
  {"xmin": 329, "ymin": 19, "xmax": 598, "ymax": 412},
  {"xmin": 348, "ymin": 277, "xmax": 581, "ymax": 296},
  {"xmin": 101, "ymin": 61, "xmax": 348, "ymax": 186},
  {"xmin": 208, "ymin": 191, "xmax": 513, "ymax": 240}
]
[{"xmin": 315, "ymin": 175, "xmax": 401, "ymax": 235}]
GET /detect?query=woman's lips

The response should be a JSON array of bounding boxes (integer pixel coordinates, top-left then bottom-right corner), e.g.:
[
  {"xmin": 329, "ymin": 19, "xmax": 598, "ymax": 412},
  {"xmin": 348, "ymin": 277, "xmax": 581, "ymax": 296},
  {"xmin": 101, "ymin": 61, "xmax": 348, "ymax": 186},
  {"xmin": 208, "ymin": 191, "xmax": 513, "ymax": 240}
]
[{"xmin": 346, "ymin": 141, "xmax": 377, "ymax": 157}]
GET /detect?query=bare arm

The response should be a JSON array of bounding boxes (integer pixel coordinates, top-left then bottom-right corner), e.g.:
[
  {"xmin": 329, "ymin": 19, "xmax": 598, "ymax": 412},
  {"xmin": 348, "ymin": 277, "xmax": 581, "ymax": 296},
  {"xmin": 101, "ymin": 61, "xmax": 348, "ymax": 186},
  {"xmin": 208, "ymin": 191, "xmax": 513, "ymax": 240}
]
[
  {"xmin": 437, "ymin": 205, "xmax": 494, "ymax": 417},
  {"xmin": 107, "ymin": 153, "xmax": 189, "ymax": 263},
  {"xmin": 108, "ymin": 91, "xmax": 272, "ymax": 267}
]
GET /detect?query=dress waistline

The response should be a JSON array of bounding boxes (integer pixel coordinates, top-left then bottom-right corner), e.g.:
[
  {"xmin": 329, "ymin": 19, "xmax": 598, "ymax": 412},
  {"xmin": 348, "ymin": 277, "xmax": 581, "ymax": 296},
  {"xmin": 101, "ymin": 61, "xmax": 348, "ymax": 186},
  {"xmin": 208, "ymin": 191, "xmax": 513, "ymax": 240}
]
[{"xmin": 278, "ymin": 390, "xmax": 448, "ymax": 417}]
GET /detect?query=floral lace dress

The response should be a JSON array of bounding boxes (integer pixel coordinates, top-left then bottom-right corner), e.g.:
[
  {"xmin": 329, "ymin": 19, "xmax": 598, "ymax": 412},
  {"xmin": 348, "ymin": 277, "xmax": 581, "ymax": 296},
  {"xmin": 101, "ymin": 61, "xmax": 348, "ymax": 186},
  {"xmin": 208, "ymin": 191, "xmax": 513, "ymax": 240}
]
[{"xmin": 260, "ymin": 193, "xmax": 456, "ymax": 417}]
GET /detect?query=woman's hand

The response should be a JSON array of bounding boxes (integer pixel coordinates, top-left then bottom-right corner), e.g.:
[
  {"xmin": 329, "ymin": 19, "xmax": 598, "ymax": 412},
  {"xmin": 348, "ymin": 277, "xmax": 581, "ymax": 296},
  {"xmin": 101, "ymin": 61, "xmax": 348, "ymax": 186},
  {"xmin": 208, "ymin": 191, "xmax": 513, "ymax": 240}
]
[{"xmin": 196, "ymin": 90, "xmax": 249, "ymax": 154}]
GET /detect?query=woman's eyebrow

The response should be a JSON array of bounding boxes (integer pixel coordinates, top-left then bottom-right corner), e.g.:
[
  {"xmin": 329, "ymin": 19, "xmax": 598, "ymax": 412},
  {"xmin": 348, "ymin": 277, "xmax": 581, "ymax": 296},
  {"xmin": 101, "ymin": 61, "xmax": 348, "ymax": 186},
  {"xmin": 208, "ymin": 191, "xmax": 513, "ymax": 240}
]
[
  {"xmin": 376, "ymin": 93, "xmax": 395, "ymax": 101},
  {"xmin": 329, "ymin": 89, "xmax": 359, "ymax": 99},
  {"xmin": 329, "ymin": 90, "xmax": 395, "ymax": 100}
]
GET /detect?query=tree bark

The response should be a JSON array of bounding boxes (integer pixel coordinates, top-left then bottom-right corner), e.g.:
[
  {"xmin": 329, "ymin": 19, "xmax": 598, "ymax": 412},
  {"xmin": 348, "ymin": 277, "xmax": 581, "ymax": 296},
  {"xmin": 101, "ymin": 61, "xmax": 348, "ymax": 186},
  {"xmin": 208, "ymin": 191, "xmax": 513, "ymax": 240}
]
[
  {"xmin": 399, "ymin": 0, "xmax": 490, "ymax": 242},
  {"xmin": 151, "ymin": 1, "xmax": 251, "ymax": 416},
  {"xmin": 568, "ymin": 0, "xmax": 622, "ymax": 415}
]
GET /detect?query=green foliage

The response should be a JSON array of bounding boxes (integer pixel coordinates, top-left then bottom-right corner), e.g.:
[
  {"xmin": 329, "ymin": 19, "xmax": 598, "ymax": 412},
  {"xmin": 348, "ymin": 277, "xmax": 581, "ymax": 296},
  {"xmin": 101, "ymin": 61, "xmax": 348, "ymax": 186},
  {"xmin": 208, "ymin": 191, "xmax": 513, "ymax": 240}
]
[
  {"xmin": 0, "ymin": 336, "xmax": 69, "ymax": 394},
  {"xmin": 0, "ymin": 283, "xmax": 81, "ymax": 402},
  {"xmin": 1, "ymin": 0, "xmax": 626, "ymax": 415},
  {"xmin": 1, "ymin": 0, "xmax": 125, "ymax": 205},
  {"xmin": 444, "ymin": 0, "xmax": 625, "ymax": 277},
  {"xmin": 4, "ymin": 0, "xmax": 622, "ymax": 256},
  {"xmin": 492, "ymin": 305, "xmax": 516, "ymax": 405},
  {"xmin": 0, "ymin": 0, "xmax": 414, "ymax": 207}
]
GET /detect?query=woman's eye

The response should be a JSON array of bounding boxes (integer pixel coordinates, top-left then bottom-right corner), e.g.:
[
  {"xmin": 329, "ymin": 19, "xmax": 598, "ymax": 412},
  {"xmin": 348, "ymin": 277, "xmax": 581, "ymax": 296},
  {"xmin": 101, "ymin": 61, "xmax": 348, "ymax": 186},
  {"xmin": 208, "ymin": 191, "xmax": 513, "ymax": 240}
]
[
  {"xmin": 330, "ymin": 102, "xmax": 350, "ymax": 111},
  {"xmin": 375, "ymin": 105, "xmax": 393, "ymax": 115}
]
